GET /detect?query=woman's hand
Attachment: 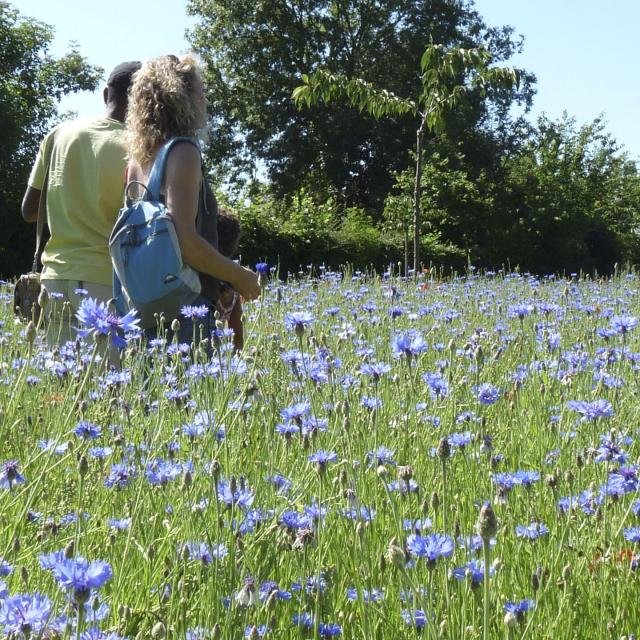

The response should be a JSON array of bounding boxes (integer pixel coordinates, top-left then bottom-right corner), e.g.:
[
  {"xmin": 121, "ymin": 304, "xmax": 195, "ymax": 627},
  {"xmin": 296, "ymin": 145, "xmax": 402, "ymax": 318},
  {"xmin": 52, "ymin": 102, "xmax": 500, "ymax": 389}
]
[{"xmin": 231, "ymin": 266, "xmax": 260, "ymax": 301}]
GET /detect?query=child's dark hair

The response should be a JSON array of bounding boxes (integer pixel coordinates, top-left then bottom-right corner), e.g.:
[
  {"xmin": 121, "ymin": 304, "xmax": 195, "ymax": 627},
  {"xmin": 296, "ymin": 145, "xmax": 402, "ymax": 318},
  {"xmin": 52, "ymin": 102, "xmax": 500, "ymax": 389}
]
[{"xmin": 217, "ymin": 207, "xmax": 241, "ymax": 257}]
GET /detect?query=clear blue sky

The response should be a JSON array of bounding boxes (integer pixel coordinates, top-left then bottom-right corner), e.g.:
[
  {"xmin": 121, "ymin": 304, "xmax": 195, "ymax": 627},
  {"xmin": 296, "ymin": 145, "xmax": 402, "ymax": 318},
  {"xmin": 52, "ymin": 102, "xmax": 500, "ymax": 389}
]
[{"xmin": 16, "ymin": 0, "xmax": 640, "ymax": 160}]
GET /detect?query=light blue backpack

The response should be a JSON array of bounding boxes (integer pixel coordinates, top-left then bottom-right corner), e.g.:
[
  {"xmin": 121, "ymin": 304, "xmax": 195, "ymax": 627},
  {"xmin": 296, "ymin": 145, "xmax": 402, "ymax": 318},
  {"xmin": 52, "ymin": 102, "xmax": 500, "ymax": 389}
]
[{"xmin": 110, "ymin": 137, "xmax": 202, "ymax": 329}]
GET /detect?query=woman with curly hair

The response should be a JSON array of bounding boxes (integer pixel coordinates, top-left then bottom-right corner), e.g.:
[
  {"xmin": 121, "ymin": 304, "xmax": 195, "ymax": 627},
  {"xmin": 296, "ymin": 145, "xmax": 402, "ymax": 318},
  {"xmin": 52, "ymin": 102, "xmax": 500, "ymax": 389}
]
[{"xmin": 125, "ymin": 54, "xmax": 259, "ymax": 342}]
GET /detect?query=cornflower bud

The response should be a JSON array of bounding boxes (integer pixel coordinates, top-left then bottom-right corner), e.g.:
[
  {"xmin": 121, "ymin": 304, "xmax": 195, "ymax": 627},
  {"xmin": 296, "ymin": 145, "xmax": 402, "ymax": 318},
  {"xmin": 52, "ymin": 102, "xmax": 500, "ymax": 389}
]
[
  {"xmin": 37, "ymin": 287, "xmax": 49, "ymax": 310},
  {"xmin": 385, "ymin": 538, "xmax": 406, "ymax": 568},
  {"xmin": 151, "ymin": 622, "xmax": 166, "ymax": 639},
  {"xmin": 475, "ymin": 502, "xmax": 498, "ymax": 540},
  {"xmin": 437, "ymin": 437, "xmax": 450, "ymax": 461},
  {"xmin": 26, "ymin": 320, "xmax": 37, "ymax": 343},
  {"xmin": 78, "ymin": 455, "xmax": 89, "ymax": 477},
  {"xmin": 171, "ymin": 318, "xmax": 181, "ymax": 332}
]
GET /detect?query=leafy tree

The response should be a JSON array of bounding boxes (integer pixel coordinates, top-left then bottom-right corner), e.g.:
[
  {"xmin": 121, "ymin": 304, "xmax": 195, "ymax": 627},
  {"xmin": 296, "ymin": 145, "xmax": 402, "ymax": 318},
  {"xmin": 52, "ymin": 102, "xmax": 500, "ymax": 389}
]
[
  {"xmin": 293, "ymin": 44, "xmax": 518, "ymax": 273},
  {"xmin": 0, "ymin": 2, "xmax": 101, "ymax": 277},
  {"xmin": 188, "ymin": 0, "xmax": 533, "ymax": 210},
  {"xmin": 494, "ymin": 114, "xmax": 640, "ymax": 273}
]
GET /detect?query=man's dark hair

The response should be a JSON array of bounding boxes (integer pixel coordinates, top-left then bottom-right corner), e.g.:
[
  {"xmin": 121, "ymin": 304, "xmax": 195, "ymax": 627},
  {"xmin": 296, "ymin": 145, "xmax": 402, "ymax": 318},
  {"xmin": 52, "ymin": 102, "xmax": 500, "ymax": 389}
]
[
  {"xmin": 217, "ymin": 208, "xmax": 241, "ymax": 257},
  {"xmin": 106, "ymin": 60, "xmax": 141, "ymax": 103}
]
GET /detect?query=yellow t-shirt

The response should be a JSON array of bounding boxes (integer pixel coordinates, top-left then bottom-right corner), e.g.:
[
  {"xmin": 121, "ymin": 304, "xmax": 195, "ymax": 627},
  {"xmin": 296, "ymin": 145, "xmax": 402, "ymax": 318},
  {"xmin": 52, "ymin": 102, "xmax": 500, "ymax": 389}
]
[{"xmin": 28, "ymin": 117, "xmax": 127, "ymax": 286}]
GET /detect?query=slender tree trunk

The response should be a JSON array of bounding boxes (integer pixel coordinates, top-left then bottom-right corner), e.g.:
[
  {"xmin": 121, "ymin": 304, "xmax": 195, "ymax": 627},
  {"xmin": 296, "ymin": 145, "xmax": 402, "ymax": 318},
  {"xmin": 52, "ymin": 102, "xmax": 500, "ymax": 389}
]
[
  {"xmin": 404, "ymin": 224, "xmax": 409, "ymax": 279},
  {"xmin": 413, "ymin": 114, "xmax": 427, "ymax": 279}
]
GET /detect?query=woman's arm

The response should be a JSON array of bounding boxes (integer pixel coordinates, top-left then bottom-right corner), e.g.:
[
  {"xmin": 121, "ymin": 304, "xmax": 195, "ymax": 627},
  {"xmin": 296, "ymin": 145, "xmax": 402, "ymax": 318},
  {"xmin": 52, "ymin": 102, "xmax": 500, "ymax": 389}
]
[{"xmin": 164, "ymin": 142, "xmax": 260, "ymax": 301}]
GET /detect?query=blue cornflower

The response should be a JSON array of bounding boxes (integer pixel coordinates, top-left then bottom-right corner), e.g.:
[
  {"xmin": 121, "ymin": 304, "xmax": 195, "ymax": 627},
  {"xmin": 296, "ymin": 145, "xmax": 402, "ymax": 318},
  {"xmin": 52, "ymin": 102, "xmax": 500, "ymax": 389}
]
[
  {"xmin": 301, "ymin": 415, "xmax": 328, "ymax": 437},
  {"xmin": 244, "ymin": 624, "xmax": 269, "ymax": 637},
  {"xmin": 217, "ymin": 478, "xmax": 255, "ymax": 510},
  {"xmin": 74, "ymin": 421, "xmax": 102, "ymax": 440},
  {"xmin": 403, "ymin": 518, "xmax": 433, "ymax": 533},
  {"xmin": 279, "ymin": 511, "xmax": 312, "ymax": 530},
  {"xmin": 359, "ymin": 362, "xmax": 391, "ymax": 382},
  {"xmin": 304, "ymin": 500, "xmax": 329, "ymax": 524},
  {"xmin": 0, "ymin": 580, "xmax": 7, "ymax": 599},
  {"xmin": 610, "ymin": 315, "xmax": 638, "ymax": 335},
  {"xmin": 624, "ymin": 527, "xmax": 640, "ymax": 543},
  {"xmin": 275, "ymin": 423, "xmax": 300, "ymax": 438},
  {"xmin": 76, "ymin": 297, "xmax": 139, "ymax": 348},
  {"xmin": 342, "ymin": 506, "xmax": 376, "ymax": 521},
  {"xmin": 318, "ymin": 622, "xmax": 342, "ymax": 637},
  {"xmin": 513, "ymin": 470, "xmax": 540, "ymax": 487},
  {"xmin": 594, "ymin": 432, "xmax": 631, "ymax": 463},
  {"xmin": 293, "ymin": 612, "xmax": 314, "ymax": 628},
  {"xmin": 476, "ymin": 383, "xmax": 500, "ymax": 405},
  {"xmin": 504, "ymin": 599, "xmax": 535, "ymax": 622},
  {"xmin": 366, "ymin": 446, "xmax": 396, "ymax": 467},
  {"xmin": 104, "ymin": 463, "xmax": 137, "ymax": 489},
  {"xmin": 422, "ymin": 372, "xmax": 450, "ymax": 399},
  {"xmin": 88, "ymin": 446, "xmax": 112, "ymax": 459},
  {"xmin": 567, "ymin": 399, "xmax": 614, "ymax": 420},
  {"xmin": 308, "ymin": 450, "xmax": 337, "ymax": 469},
  {"xmin": 0, "ymin": 560, "xmax": 12, "ymax": 578},
  {"xmin": 401, "ymin": 609, "xmax": 428, "ymax": 630},
  {"xmin": 407, "ymin": 533, "xmax": 454, "ymax": 564},
  {"xmin": 145, "ymin": 459, "xmax": 184, "ymax": 486},
  {"xmin": 182, "ymin": 422, "xmax": 206, "ymax": 439},
  {"xmin": 181, "ymin": 304, "xmax": 209, "ymax": 319},
  {"xmin": 280, "ymin": 401, "xmax": 310, "ymax": 424},
  {"xmin": 361, "ymin": 396, "xmax": 382, "ymax": 410},
  {"xmin": 0, "ymin": 593, "xmax": 52, "ymax": 636},
  {"xmin": 284, "ymin": 311, "xmax": 314, "ymax": 335},
  {"xmin": 49, "ymin": 556, "xmax": 112, "ymax": 603},
  {"xmin": 392, "ymin": 333, "xmax": 428, "ymax": 358},
  {"xmin": 451, "ymin": 560, "xmax": 493, "ymax": 586},
  {"xmin": 255, "ymin": 262, "xmax": 270, "ymax": 276},
  {"xmin": 259, "ymin": 581, "xmax": 292, "ymax": 602},
  {"xmin": 0, "ymin": 460, "xmax": 26, "ymax": 490},
  {"xmin": 107, "ymin": 518, "xmax": 131, "ymax": 531},
  {"xmin": 346, "ymin": 587, "xmax": 384, "ymax": 603},
  {"xmin": 515, "ymin": 522, "xmax": 549, "ymax": 540},
  {"xmin": 447, "ymin": 431, "xmax": 473, "ymax": 449},
  {"xmin": 265, "ymin": 473, "xmax": 292, "ymax": 494},
  {"xmin": 508, "ymin": 303, "xmax": 534, "ymax": 320}
]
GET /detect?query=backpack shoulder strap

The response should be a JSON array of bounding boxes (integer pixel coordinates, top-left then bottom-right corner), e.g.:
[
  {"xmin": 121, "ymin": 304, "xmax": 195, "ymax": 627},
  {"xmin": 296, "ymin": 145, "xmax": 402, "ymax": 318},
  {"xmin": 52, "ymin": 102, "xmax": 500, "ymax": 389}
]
[{"xmin": 146, "ymin": 136, "xmax": 201, "ymax": 201}]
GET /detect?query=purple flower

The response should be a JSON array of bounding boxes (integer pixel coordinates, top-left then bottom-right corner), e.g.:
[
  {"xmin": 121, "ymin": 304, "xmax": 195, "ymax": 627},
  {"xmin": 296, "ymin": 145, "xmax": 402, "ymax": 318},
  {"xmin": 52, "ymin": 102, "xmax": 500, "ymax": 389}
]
[
  {"xmin": 452, "ymin": 560, "xmax": 493, "ymax": 585},
  {"xmin": 476, "ymin": 383, "xmax": 500, "ymax": 405},
  {"xmin": 515, "ymin": 522, "xmax": 548, "ymax": 540},
  {"xmin": 0, "ymin": 460, "xmax": 26, "ymax": 490},
  {"xmin": 567, "ymin": 399, "xmax": 614, "ymax": 421},
  {"xmin": 284, "ymin": 311, "xmax": 314, "ymax": 335},
  {"xmin": 255, "ymin": 262, "xmax": 269, "ymax": 276},
  {"xmin": 401, "ymin": 609, "xmax": 428, "ymax": 629},
  {"xmin": 49, "ymin": 557, "xmax": 112, "ymax": 603},
  {"xmin": 308, "ymin": 450, "xmax": 337, "ymax": 468},
  {"xmin": 181, "ymin": 304, "xmax": 210, "ymax": 319},
  {"xmin": 407, "ymin": 533, "xmax": 454, "ymax": 564},
  {"xmin": 74, "ymin": 421, "xmax": 102, "ymax": 440},
  {"xmin": 76, "ymin": 297, "xmax": 140, "ymax": 348},
  {"xmin": 392, "ymin": 333, "xmax": 428, "ymax": 358},
  {"xmin": 610, "ymin": 315, "xmax": 638, "ymax": 335},
  {"xmin": 0, "ymin": 593, "xmax": 52, "ymax": 636},
  {"xmin": 504, "ymin": 599, "xmax": 535, "ymax": 621}
]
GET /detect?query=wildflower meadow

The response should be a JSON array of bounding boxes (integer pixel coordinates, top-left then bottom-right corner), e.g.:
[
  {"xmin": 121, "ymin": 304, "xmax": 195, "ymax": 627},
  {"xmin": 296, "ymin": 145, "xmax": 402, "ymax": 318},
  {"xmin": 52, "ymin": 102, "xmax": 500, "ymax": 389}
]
[{"xmin": 1, "ymin": 267, "xmax": 640, "ymax": 639}]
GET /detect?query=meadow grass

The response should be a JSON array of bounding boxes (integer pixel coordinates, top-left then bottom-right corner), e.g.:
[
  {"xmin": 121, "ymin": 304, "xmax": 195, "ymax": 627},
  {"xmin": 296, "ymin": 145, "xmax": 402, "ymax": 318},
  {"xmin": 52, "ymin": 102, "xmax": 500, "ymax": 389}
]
[{"xmin": 1, "ymin": 268, "xmax": 639, "ymax": 639}]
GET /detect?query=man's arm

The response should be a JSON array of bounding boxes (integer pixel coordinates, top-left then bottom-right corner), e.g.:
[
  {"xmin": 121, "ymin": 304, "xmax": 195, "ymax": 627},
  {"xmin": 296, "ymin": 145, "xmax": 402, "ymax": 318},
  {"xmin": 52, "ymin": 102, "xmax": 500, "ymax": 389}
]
[{"xmin": 21, "ymin": 186, "xmax": 41, "ymax": 223}]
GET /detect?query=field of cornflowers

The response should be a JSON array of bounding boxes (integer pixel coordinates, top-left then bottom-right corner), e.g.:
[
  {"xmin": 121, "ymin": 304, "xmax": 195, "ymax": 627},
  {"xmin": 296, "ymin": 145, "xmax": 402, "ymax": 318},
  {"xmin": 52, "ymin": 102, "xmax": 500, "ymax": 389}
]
[{"xmin": 1, "ymin": 268, "xmax": 640, "ymax": 640}]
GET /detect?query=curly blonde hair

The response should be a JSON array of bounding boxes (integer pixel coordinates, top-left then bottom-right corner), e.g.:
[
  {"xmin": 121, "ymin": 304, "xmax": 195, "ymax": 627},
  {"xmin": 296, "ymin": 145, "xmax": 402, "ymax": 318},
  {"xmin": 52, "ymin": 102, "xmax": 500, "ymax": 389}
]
[{"xmin": 126, "ymin": 54, "xmax": 206, "ymax": 165}]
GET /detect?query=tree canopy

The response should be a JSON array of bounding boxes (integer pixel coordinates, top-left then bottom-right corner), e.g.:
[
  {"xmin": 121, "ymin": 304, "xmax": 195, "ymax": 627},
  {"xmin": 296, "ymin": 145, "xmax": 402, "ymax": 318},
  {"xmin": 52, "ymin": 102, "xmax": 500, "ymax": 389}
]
[
  {"xmin": 0, "ymin": 2, "xmax": 101, "ymax": 277},
  {"xmin": 188, "ymin": 0, "xmax": 534, "ymax": 209}
]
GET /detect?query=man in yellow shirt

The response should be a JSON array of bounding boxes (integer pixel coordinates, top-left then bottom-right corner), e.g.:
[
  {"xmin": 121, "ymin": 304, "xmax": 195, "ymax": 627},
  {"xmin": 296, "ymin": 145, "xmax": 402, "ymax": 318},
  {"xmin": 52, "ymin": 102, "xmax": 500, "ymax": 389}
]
[{"xmin": 21, "ymin": 61, "xmax": 141, "ymax": 346}]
